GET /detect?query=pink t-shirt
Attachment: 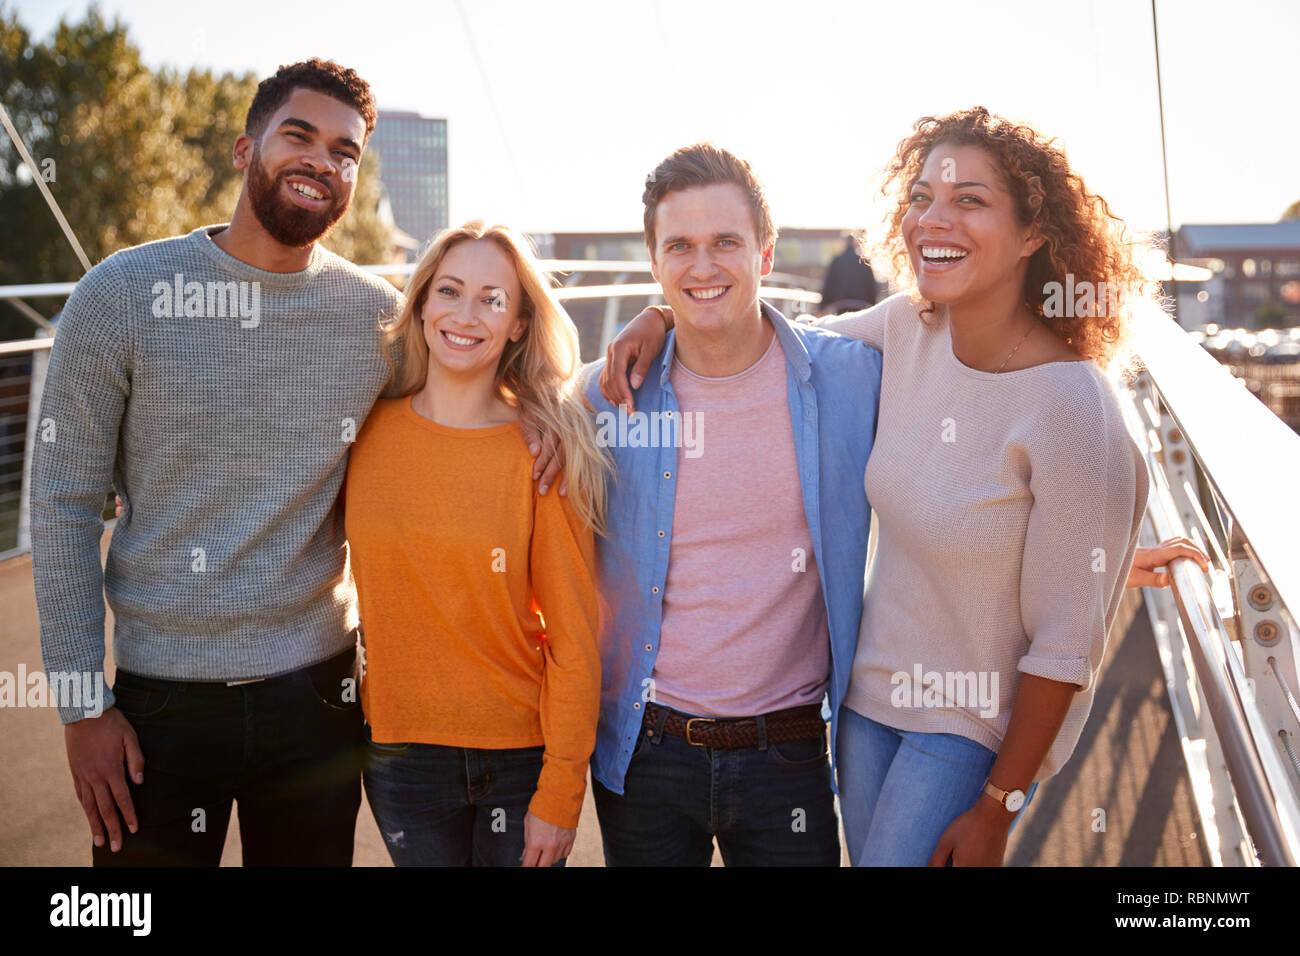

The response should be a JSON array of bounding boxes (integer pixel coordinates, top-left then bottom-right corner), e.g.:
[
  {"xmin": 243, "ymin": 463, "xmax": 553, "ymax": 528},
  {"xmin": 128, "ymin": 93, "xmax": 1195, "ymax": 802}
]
[{"xmin": 650, "ymin": 330, "xmax": 831, "ymax": 718}]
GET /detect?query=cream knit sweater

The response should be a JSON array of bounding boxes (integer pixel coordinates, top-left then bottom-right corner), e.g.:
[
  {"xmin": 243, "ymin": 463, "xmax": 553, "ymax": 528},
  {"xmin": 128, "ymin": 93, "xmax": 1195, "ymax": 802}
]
[{"xmin": 823, "ymin": 293, "xmax": 1148, "ymax": 778}]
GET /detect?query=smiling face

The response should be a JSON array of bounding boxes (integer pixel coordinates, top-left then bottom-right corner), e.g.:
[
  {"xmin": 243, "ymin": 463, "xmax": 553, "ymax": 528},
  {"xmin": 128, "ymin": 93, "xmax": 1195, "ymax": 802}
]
[
  {"xmin": 649, "ymin": 182, "xmax": 774, "ymax": 337},
  {"xmin": 240, "ymin": 87, "xmax": 366, "ymax": 248},
  {"xmin": 903, "ymin": 143, "xmax": 1042, "ymax": 309},
  {"xmin": 421, "ymin": 239, "xmax": 527, "ymax": 379}
]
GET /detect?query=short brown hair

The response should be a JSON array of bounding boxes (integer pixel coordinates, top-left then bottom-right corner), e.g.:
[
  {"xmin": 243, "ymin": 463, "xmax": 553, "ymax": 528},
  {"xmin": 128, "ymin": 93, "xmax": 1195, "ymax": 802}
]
[
  {"xmin": 642, "ymin": 143, "xmax": 777, "ymax": 253},
  {"xmin": 245, "ymin": 58, "xmax": 377, "ymax": 142}
]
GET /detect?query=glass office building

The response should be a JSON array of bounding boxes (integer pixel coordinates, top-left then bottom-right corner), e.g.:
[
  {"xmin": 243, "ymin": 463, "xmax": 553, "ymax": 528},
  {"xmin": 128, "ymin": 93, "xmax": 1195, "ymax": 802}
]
[{"xmin": 368, "ymin": 110, "xmax": 448, "ymax": 256}]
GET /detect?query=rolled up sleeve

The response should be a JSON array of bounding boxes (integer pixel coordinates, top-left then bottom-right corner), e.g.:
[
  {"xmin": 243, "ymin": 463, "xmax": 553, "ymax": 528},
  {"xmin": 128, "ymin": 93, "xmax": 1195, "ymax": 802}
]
[{"xmin": 1017, "ymin": 378, "xmax": 1148, "ymax": 695}]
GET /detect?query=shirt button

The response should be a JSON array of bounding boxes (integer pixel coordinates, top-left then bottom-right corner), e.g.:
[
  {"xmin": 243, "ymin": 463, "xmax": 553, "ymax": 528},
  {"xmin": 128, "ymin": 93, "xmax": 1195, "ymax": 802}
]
[
  {"xmin": 657, "ymin": 530, "xmax": 665, "ymax": 537},
  {"xmin": 665, "ymin": 411, "xmax": 673, "ymax": 418},
  {"xmin": 652, "ymin": 586, "xmax": 660, "ymax": 594},
  {"xmin": 663, "ymin": 471, "xmax": 671, "ymax": 479},
  {"xmin": 633, "ymin": 701, "xmax": 641, "ymax": 710},
  {"xmin": 645, "ymin": 643, "xmax": 653, "ymax": 651}
]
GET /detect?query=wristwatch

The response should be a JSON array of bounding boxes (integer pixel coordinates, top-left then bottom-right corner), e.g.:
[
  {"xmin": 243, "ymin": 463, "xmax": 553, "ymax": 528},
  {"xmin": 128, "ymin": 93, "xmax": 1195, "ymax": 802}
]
[{"xmin": 983, "ymin": 778, "xmax": 1026, "ymax": 813}]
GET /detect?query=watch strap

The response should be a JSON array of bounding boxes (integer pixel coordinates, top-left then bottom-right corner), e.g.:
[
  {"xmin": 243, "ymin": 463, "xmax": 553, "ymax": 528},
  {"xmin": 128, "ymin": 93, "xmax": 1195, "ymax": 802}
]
[{"xmin": 983, "ymin": 778, "xmax": 1020, "ymax": 811}]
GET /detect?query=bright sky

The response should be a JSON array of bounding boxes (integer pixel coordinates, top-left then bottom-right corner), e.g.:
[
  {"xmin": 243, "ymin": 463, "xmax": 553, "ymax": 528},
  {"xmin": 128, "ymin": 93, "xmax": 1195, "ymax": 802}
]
[{"xmin": 10, "ymin": 0, "xmax": 1300, "ymax": 238}]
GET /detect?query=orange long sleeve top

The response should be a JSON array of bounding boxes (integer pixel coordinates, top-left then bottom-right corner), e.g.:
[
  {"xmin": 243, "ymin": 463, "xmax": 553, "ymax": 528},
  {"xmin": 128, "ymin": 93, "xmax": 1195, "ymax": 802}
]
[{"xmin": 343, "ymin": 396, "xmax": 600, "ymax": 828}]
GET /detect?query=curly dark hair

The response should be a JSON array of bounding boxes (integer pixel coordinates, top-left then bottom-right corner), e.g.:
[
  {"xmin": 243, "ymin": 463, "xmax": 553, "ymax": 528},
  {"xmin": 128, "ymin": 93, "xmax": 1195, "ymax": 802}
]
[
  {"xmin": 878, "ymin": 107, "xmax": 1152, "ymax": 370},
  {"xmin": 245, "ymin": 58, "xmax": 377, "ymax": 142}
]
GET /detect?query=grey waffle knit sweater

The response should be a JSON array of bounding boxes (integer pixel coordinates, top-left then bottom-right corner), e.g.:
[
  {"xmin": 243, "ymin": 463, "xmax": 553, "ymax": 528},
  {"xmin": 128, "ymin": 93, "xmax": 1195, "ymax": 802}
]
[{"xmin": 32, "ymin": 225, "xmax": 403, "ymax": 722}]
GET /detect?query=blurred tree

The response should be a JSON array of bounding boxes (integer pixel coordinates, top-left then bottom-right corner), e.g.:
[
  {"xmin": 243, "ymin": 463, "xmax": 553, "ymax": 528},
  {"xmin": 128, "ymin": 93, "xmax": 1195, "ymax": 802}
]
[
  {"xmin": 1253, "ymin": 301, "xmax": 1288, "ymax": 329},
  {"xmin": 1284, "ymin": 199, "xmax": 1300, "ymax": 220},
  {"xmin": 318, "ymin": 149, "xmax": 393, "ymax": 268},
  {"xmin": 0, "ymin": 4, "xmax": 396, "ymax": 338}
]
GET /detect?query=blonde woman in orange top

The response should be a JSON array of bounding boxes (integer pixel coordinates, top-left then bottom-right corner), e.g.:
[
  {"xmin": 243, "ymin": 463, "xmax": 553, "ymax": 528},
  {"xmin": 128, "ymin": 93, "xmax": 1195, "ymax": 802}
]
[{"xmin": 344, "ymin": 221, "xmax": 610, "ymax": 867}]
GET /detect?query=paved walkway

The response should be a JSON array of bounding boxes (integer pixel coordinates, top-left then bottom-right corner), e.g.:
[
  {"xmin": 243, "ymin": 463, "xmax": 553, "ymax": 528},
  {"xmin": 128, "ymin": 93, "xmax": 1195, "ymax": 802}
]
[{"xmin": 0, "ymin": 536, "xmax": 1205, "ymax": 866}]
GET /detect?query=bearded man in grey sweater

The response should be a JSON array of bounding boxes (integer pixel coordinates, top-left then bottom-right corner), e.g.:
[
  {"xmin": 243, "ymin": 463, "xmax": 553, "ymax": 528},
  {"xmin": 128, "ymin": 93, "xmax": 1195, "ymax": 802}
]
[{"xmin": 33, "ymin": 58, "xmax": 404, "ymax": 866}]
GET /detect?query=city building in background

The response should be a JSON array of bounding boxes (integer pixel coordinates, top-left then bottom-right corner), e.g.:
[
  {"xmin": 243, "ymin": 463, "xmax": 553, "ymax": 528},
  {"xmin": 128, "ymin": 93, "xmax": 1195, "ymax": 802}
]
[
  {"xmin": 367, "ymin": 109, "xmax": 449, "ymax": 257},
  {"xmin": 1171, "ymin": 222, "xmax": 1300, "ymax": 432},
  {"xmin": 1175, "ymin": 222, "xmax": 1300, "ymax": 329}
]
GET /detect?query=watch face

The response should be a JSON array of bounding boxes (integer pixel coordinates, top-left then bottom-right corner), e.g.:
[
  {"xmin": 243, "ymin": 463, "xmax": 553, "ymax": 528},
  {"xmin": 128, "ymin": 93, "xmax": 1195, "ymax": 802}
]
[{"xmin": 1005, "ymin": 789, "xmax": 1026, "ymax": 813}]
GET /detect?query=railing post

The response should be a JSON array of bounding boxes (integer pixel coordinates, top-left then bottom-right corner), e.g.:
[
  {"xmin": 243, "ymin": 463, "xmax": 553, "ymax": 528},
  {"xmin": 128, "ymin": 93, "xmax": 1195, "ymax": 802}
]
[
  {"xmin": 1227, "ymin": 525, "xmax": 1300, "ymax": 787},
  {"xmin": 17, "ymin": 329, "xmax": 49, "ymax": 554}
]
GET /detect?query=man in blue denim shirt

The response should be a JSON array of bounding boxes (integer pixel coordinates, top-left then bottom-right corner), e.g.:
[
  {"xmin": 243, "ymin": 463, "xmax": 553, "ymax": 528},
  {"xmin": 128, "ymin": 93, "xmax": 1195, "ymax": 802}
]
[{"xmin": 584, "ymin": 143, "xmax": 882, "ymax": 865}]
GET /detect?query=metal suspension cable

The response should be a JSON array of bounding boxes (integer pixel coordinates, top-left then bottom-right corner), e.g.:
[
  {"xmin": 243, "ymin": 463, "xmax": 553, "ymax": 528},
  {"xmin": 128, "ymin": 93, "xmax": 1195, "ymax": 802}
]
[
  {"xmin": 450, "ymin": 0, "xmax": 528, "ymax": 217},
  {"xmin": 0, "ymin": 99, "xmax": 92, "ymax": 274},
  {"xmin": 1151, "ymin": 0, "xmax": 1179, "ymax": 323}
]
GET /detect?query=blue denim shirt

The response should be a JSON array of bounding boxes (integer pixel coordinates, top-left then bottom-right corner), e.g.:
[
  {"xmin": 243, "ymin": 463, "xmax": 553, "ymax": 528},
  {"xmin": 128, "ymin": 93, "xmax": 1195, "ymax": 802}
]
[{"xmin": 584, "ymin": 301, "xmax": 882, "ymax": 794}]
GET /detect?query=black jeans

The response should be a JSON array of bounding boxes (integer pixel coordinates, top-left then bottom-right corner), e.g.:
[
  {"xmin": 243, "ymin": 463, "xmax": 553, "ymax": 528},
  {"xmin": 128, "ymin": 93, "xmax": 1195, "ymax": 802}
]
[{"xmin": 93, "ymin": 645, "xmax": 363, "ymax": 866}]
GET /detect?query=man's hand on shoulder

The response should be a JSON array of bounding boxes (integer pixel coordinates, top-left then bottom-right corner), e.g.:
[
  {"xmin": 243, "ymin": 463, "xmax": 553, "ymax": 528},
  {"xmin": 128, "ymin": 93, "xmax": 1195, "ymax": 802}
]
[{"xmin": 599, "ymin": 305, "xmax": 671, "ymax": 412}]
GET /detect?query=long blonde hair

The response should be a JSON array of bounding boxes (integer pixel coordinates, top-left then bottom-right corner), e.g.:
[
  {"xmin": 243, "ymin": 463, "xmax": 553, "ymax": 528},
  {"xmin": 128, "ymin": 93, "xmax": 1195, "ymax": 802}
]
[{"xmin": 383, "ymin": 221, "xmax": 611, "ymax": 534}]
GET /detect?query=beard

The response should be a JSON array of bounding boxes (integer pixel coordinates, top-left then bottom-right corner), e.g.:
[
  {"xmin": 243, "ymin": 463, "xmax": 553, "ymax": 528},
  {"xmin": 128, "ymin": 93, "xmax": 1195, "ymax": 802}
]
[{"xmin": 245, "ymin": 143, "xmax": 350, "ymax": 248}]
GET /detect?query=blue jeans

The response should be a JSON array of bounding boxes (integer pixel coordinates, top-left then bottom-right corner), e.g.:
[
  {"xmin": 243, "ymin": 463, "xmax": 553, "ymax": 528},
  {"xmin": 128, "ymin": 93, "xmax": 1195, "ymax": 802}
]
[
  {"xmin": 592, "ymin": 708, "xmax": 840, "ymax": 866},
  {"xmin": 835, "ymin": 706, "xmax": 1037, "ymax": 866},
  {"xmin": 362, "ymin": 724, "xmax": 562, "ymax": 867}
]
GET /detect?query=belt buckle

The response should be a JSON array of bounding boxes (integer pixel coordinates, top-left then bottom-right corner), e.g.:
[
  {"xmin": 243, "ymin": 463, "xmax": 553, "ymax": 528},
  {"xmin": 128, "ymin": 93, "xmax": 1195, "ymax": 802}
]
[{"xmin": 684, "ymin": 717, "xmax": 715, "ymax": 746}]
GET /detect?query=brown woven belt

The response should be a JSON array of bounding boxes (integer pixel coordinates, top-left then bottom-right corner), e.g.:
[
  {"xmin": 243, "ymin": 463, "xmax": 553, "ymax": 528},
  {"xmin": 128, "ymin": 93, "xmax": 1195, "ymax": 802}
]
[{"xmin": 644, "ymin": 702, "xmax": 826, "ymax": 749}]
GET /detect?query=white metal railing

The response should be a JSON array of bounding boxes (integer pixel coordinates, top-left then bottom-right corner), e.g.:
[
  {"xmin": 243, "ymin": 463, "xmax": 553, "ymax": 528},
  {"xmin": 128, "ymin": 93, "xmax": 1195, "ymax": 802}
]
[
  {"xmin": 0, "ymin": 262, "xmax": 822, "ymax": 357},
  {"xmin": 1120, "ymin": 301, "xmax": 1300, "ymax": 866}
]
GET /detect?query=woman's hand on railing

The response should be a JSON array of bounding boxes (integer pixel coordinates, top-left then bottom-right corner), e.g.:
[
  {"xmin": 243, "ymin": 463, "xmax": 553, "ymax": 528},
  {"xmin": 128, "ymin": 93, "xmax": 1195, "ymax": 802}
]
[
  {"xmin": 598, "ymin": 305, "xmax": 672, "ymax": 412},
  {"xmin": 1127, "ymin": 536, "xmax": 1210, "ymax": 588}
]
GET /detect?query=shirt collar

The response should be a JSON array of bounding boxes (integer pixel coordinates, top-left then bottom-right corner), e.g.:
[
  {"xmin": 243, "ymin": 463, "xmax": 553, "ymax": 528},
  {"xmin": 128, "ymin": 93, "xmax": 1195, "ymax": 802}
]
[{"xmin": 658, "ymin": 298, "xmax": 811, "ymax": 388}]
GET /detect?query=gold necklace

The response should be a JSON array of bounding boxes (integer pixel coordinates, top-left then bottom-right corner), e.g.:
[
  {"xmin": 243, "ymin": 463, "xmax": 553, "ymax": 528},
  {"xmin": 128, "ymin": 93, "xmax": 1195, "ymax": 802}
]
[{"xmin": 993, "ymin": 322, "xmax": 1036, "ymax": 374}]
